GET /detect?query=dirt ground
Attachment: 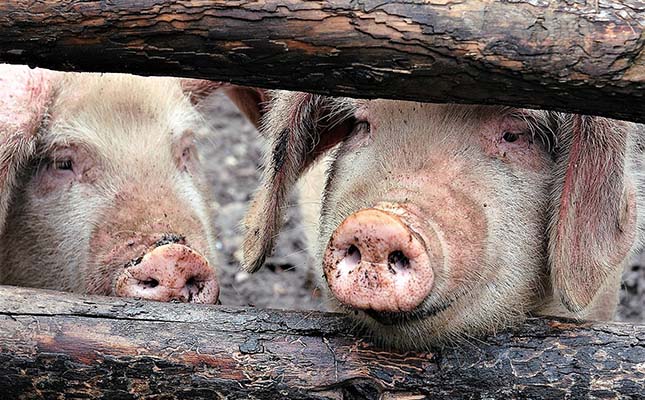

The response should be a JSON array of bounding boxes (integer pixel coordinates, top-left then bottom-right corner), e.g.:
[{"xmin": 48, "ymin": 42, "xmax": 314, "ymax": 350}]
[{"xmin": 199, "ymin": 92, "xmax": 644, "ymax": 323}]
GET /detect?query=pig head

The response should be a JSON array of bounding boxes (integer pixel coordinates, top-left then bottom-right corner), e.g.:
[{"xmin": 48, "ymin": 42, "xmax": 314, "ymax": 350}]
[
  {"xmin": 0, "ymin": 65, "xmax": 255, "ymax": 304},
  {"xmin": 242, "ymin": 91, "xmax": 644, "ymax": 348}
]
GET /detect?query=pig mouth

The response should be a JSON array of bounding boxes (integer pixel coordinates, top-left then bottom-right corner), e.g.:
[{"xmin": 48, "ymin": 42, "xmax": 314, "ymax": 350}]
[
  {"xmin": 361, "ymin": 296, "xmax": 456, "ymax": 326},
  {"xmin": 360, "ymin": 295, "xmax": 461, "ymax": 326}
]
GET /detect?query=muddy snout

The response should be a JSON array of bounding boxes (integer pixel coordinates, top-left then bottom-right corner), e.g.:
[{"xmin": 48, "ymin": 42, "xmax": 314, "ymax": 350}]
[
  {"xmin": 323, "ymin": 205, "xmax": 437, "ymax": 313},
  {"xmin": 115, "ymin": 243, "xmax": 219, "ymax": 304}
]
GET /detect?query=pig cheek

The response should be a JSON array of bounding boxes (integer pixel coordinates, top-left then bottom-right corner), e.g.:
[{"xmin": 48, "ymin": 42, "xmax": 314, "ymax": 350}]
[
  {"xmin": 32, "ymin": 160, "xmax": 100, "ymax": 198},
  {"xmin": 173, "ymin": 133, "xmax": 199, "ymax": 174},
  {"xmin": 425, "ymin": 190, "xmax": 487, "ymax": 294},
  {"xmin": 85, "ymin": 230, "xmax": 146, "ymax": 295},
  {"xmin": 479, "ymin": 133, "xmax": 550, "ymax": 172},
  {"xmin": 392, "ymin": 176, "xmax": 489, "ymax": 294},
  {"xmin": 78, "ymin": 165, "xmax": 101, "ymax": 186},
  {"xmin": 31, "ymin": 169, "xmax": 74, "ymax": 198}
]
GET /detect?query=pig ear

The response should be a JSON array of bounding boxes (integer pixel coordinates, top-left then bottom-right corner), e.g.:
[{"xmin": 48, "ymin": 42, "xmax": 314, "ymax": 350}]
[
  {"xmin": 180, "ymin": 79, "xmax": 268, "ymax": 128},
  {"xmin": 222, "ymin": 86, "xmax": 269, "ymax": 129},
  {"xmin": 549, "ymin": 115, "xmax": 638, "ymax": 314},
  {"xmin": 242, "ymin": 92, "xmax": 353, "ymax": 272},
  {"xmin": 180, "ymin": 79, "xmax": 226, "ymax": 104},
  {"xmin": 0, "ymin": 65, "xmax": 55, "ymax": 235}
]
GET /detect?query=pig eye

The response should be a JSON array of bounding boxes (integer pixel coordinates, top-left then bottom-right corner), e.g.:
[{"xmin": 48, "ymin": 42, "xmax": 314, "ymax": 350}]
[
  {"xmin": 347, "ymin": 120, "xmax": 370, "ymax": 143},
  {"xmin": 54, "ymin": 159, "xmax": 73, "ymax": 171},
  {"xmin": 502, "ymin": 132, "xmax": 520, "ymax": 143},
  {"xmin": 353, "ymin": 121, "xmax": 370, "ymax": 134}
]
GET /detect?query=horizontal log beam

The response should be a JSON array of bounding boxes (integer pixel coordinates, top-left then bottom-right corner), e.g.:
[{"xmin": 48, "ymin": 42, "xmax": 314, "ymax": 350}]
[
  {"xmin": 0, "ymin": 1, "xmax": 645, "ymax": 123},
  {"xmin": 0, "ymin": 285, "xmax": 643, "ymax": 399}
]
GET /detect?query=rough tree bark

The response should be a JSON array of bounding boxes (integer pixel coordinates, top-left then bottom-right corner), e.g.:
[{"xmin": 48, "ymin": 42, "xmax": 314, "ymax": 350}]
[
  {"xmin": 0, "ymin": 286, "xmax": 643, "ymax": 399},
  {"xmin": 0, "ymin": 1, "xmax": 645, "ymax": 122}
]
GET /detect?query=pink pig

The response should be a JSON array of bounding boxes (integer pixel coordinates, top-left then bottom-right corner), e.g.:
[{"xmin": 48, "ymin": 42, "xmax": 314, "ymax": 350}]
[
  {"xmin": 0, "ymin": 65, "xmax": 259, "ymax": 304},
  {"xmin": 241, "ymin": 92, "xmax": 645, "ymax": 348}
]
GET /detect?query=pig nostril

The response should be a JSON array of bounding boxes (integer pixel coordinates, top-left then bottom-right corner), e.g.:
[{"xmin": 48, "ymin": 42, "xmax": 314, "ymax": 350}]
[
  {"xmin": 387, "ymin": 250, "xmax": 410, "ymax": 272},
  {"xmin": 185, "ymin": 276, "xmax": 203, "ymax": 293},
  {"xmin": 344, "ymin": 245, "xmax": 362, "ymax": 267},
  {"xmin": 141, "ymin": 278, "xmax": 159, "ymax": 289},
  {"xmin": 186, "ymin": 276, "xmax": 196, "ymax": 290}
]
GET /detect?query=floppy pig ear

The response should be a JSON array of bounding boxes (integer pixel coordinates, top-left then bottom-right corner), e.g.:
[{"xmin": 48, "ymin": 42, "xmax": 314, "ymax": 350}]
[
  {"xmin": 222, "ymin": 86, "xmax": 269, "ymax": 129},
  {"xmin": 549, "ymin": 115, "xmax": 637, "ymax": 313},
  {"xmin": 180, "ymin": 79, "xmax": 226, "ymax": 105},
  {"xmin": 241, "ymin": 92, "xmax": 353, "ymax": 272},
  {"xmin": 180, "ymin": 79, "xmax": 268, "ymax": 128},
  {"xmin": 0, "ymin": 65, "xmax": 54, "ymax": 236}
]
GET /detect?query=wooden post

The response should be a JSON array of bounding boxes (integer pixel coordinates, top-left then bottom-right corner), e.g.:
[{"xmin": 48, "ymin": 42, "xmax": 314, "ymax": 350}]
[
  {"xmin": 0, "ymin": 286, "xmax": 643, "ymax": 399},
  {"xmin": 0, "ymin": 1, "xmax": 644, "ymax": 122}
]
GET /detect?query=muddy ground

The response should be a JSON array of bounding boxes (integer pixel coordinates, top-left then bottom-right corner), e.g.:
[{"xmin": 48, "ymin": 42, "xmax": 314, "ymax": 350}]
[{"xmin": 199, "ymin": 92, "xmax": 644, "ymax": 323}]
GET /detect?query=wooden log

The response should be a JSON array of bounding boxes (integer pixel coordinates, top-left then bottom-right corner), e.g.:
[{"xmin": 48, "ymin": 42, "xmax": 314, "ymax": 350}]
[
  {"xmin": 0, "ymin": 285, "xmax": 643, "ymax": 399},
  {"xmin": 1, "ymin": 1, "xmax": 645, "ymax": 123}
]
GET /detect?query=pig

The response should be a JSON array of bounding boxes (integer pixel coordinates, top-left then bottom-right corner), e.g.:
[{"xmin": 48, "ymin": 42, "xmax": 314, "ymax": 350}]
[
  {"xmin": 240, "ymin": 91, "xmax": 645, "ymax": 348},
  {"xmin": 0, "ymin": 64, "xmax": 259, "ymax": 304}
]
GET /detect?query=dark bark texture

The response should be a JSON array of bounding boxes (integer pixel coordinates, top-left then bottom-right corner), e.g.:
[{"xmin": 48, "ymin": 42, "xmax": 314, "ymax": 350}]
[
  {"xmin": 1, "ymin": 1, "xmax": 645, "ymax": 122},
  {"xmin": 0, "ymin": 286, "xmax": 643, "ymax": 399}
]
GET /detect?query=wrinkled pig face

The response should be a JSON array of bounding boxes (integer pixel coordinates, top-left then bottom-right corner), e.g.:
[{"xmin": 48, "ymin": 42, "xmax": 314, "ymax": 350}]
[
  {"xmin": 317, "ymin": 101, "xmax": 556, "ymax": 346},
  {"xmin": 244, "ymin": 90, "xmax": 638, "ymax": 348},
  {"xmin": 2, "ymin": 74, "xmax": 219, "ymax": 303}
]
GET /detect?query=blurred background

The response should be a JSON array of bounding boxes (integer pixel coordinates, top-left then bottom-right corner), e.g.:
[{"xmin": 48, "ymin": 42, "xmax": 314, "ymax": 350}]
[{"xmin": 199, "ymin": 92, "xmax": 644, "ymax": 323}]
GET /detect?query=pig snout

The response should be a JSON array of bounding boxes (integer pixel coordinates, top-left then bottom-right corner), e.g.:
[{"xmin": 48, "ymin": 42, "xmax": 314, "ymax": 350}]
[
  {"xmin": 115, "ymin": 243, "xmax": 219, "ymax": 304},
  {"xmin": 323, "ymin": 204, "xmax": 438, "ymax": 313}
]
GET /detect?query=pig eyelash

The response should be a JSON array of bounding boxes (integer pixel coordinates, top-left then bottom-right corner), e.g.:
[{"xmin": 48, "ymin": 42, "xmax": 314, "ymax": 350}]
[
  {"xmin": 54, "ymin": 159, "xmax": 73, "ymax": 171},
  {"xmin": 325, "ymin": 98, "xmax": 358, "ymax": 129},
  {"xmin": 502, "ymin": 126, "xmax": 554, "ymax": 154},
  {"xmin": 532, "ymin": 129, "xmax": 556, "ymax": 153},
  {"xmin": 354, "ymin": 120, "xmax": 370, "ymax": 132},
  {"xmin": 512, "ymin": 112, "xmax": 558, "ymax": 153}
]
